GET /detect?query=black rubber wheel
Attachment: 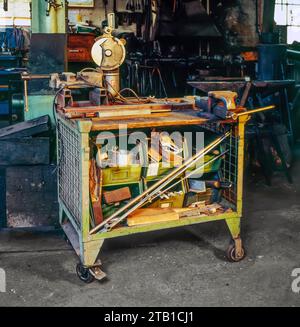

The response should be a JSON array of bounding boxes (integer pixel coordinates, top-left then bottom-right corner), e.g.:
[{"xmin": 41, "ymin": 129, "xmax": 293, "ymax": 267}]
[
  {"xmin": 226, "ymin": 244, "xmax": 246, "ymax": 263},
  {"xmin": 76, "ymin": 263, "xmax": 95, "ymax": 283}
]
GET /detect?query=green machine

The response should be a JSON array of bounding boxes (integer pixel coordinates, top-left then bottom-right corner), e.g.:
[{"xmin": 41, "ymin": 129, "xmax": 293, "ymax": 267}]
[{"xmin": 23, "ymin": 0, "xmax": 67, "ymax": 125}]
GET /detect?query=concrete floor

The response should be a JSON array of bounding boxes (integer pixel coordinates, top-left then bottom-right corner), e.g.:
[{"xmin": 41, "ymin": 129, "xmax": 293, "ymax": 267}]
[{"xmin": 1, "ymin": 148, "xmax": 300, "ymax": 307}]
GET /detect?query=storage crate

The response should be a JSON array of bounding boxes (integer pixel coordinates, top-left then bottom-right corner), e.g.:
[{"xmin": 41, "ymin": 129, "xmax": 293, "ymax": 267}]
[
  {"xmin": 99, "ymin": 141, "xmax": 147, "ymax": 186},
  {"xmin": 143, "ymin": 162, "xmax": 176, "ymax": 181},
  {"xmin": 143, "ymin": 178, "xmax": 186, "ymax": 209},
  {"xmin": 144, "ymin": 146, "xmax": 223, "ymax": 181},
  {"xmin": 184, "ymin": 188, "xmax": 214, "ymax": 207},
  {"xmin": 143, "ymin": 148, "xmax": 188, "ymax": 181},
  {"xmin": 102, "ymin": 165, "xmax": 142, "ymax": 186}
]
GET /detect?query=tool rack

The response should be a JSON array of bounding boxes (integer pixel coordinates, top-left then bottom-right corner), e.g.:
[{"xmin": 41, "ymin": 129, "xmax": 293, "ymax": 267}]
[{"xmin": 56, "ymin": 109, "xmax": 249, "ymax": 282}]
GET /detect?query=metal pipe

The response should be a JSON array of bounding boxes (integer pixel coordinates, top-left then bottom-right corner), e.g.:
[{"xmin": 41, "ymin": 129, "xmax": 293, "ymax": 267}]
[
  {"xmin": 231, "ymin": 105, "xmax": 275, "ymax": 120},
  {"xmin": 106, "ymin": 145, "xmax": 229, "ymax": 231},
  {"xmin": 152, "ymin": 150, "xmax": 229, "ymax": 200},
  {"xmin": 24, "ymin": 80, "xmax": 29, "ymax": 113},
  {"xmin": 287, "ymin": 49, "xmax": 300, "ymax": 61},
  {"xmin": 21, "ymin": 73, "xmax": 51, "ymax": 80},
  {"xmin": 262, "ymin": 0, "xmax": 276, "ymax": 33}
]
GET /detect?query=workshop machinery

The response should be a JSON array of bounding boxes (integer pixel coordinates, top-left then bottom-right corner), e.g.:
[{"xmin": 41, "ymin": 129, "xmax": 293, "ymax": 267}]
[{"xmin": 53, "ymin": 16, "xmax": 274, "ymax": 282}]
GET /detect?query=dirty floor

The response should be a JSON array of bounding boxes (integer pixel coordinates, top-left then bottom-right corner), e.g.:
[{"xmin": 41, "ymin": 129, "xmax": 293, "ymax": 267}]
[{"xmin": 0, "ymin": 147, "xmax": 300, "ymax": 307}]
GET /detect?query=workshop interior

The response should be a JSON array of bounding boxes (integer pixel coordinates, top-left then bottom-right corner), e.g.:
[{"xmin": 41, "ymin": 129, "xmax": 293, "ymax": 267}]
[{"xmin": 0, "ymin": 0, "xmax": 300, "ymax": 303}]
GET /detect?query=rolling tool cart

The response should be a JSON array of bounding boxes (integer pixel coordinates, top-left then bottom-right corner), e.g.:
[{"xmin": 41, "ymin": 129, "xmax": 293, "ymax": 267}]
[
  {"xmin": 56, "ymin": 110, "xmax": 253, "ymax": 283},
  {"xmin": 53, "ymin": 15, "xmax": 275, "ymax": 282}
]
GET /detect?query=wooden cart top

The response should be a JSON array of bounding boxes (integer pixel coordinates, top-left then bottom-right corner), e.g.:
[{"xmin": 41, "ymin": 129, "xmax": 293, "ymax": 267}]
[{"xmin": 75, "ymin": 110, "xmax": 208, "ymax": 131}]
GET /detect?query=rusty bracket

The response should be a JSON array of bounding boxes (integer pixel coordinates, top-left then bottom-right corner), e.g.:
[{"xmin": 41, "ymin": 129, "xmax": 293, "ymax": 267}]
[{"xmin": 234, "ymin": 237, "xmax": 243, "ymax": 259}]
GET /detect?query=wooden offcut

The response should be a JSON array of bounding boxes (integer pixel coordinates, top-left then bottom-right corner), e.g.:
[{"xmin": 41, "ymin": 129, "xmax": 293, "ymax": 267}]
[
  {"xmin": 0, "ymin": 115, "xmax": 50, "ymax": 139},
  {"xmin": 127, "ymin": 208, "xmax": 179, "ymax": 226},
  {"xmin": 104, "ymin": 187, "xmax": 132, "ymax": 204}
]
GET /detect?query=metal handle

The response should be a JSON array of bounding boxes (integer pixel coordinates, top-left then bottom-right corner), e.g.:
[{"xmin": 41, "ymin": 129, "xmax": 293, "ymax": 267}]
[
  {"xmin": 108, "ymin": 13, "xmax": 116, "ymax": 30},
  {"xmin": 24, "ymin": 80, "xmax": 29, "ymax": 113},
  {"xmin": 232, "ymin": 105, "xmax": 275, "ymax": 120}
]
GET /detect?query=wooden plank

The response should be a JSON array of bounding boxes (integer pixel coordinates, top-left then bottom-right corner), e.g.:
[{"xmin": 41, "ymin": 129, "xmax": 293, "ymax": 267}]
[
  {"xmin": 63, "ymin": 103, "xmax": 173, "ymax": 113},
  {"xmin": 127, "ymin": 208, "xmax": 179, "ymax": 227},
  {"xmin": 62, "ymin": 99, "xmax": 194, "ymax": 115},
  {"xmin": 89, "ymin": 111, "xmax": 207, "ymax": 131},
  {"xmin": 0, "ymin": 138, "xmax": 49, "ymax": 165},
  {"xmin": 0, "ymin": 115, "xmax": 50, "ymax": 139},
  {"xmin": 98, "ymin": 108, "xmax": 151, "ymax": 118}
]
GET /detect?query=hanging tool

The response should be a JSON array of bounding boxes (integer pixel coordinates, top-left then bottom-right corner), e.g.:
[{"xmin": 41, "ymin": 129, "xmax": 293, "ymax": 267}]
[
  {"xmin": 135, "ymin": 0, "xmax": 143, "ymax": 36},
  {"xmin": 45, "ymin": 0, "xmax": 63, "ymax": 17},
  {"xmin": 103, "ymin": 0, "xmax": 108, "ymax": 19},
  {"xmin": 135, "ymin": 0, "xmax": 142, "ymax": 11},
  {"xmin": 89, "ymin": 132, "xmax": 230, "ymax": 235},
  {"xmin": 126, "ymin": 0, "xmax": 135, "ymax": 11},
  {"xmin": 3, "ymin": 0, "xmax": 8, "ymax": 11},
  {"xmin": 240, "ymin": 82, "xmax": 252, "ymax": 107}
]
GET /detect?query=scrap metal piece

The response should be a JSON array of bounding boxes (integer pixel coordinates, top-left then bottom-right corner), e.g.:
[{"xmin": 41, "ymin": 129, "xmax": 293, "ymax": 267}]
[{"xmin": 0, "ymin": 115, "xmax": 50, "ymax": 139}]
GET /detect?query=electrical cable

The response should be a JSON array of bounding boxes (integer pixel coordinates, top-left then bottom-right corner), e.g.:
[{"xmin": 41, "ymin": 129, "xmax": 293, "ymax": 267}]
[{"xmin": 77, "ymin": 67, "xmax": 151, "ymax": 104}]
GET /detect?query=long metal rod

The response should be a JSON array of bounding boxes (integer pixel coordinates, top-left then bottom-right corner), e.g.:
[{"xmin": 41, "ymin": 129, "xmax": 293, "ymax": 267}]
[
  {"xmin": 107, "ymin": 151, "xmax": 229, "ymax": 231},
  {"xmin": 157, "ymin": 150, "xmax": 229, "ymax": 197},
  {"xmin": 90, "ymin": 133, "xmax": 229, "ymax": 234},
  {"xmin": 90, "ymin": 132, "xmax": 230, "ymax": 234},
  {"xmin": 232, "ymin": 105, "xmax": 275, "ymax": 120},
  {"xmin": 24, "ymin": 80, "xmax": 29, "ymax": 113}
]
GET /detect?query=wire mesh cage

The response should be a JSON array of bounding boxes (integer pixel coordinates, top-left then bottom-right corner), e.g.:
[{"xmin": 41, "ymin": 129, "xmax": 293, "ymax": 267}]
[
  {"xmin": 202, "ymin": 123, "xmax": 239, "ymax": 208},
  {"xmin": 56, "ymin": 113, "xmax": 248, "ymax": 279},
  {"xmin": 57, "ymin": 120, "xmax": 82, "ymax": 227}
]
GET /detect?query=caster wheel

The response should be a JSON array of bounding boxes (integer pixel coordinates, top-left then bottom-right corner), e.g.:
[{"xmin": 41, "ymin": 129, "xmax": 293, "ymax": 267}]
[
  {"xmin": 76, "ymin": 263, "xmax": 95, "ymax": 283},
  {"xmin": 226, "ymin": 243, "xmax": 246, "ymax": 262}
]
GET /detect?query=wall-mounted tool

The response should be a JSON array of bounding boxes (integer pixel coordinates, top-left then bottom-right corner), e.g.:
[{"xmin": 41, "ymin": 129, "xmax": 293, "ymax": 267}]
[
  {"xmin": 3, "ymin": 0, "xmax": 8, "ymax": 11},
  {"xmin": 21, "ymin": 73, "xmax": 51, "ymax": 113},
  {"xmin": 126, "ymin": 0, "xmax": 135, "ymax": 12},
  {"xmin": 103, "ymin": 0, "xmax": 108, "ymax": 19},
  {"xmin": 45, "ymin": 0, "xmax": 63, "ymax": 17}
]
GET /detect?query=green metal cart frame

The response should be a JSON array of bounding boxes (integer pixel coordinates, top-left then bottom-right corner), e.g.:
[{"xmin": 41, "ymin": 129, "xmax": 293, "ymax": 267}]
[{"xmin": 57, "ymin": 114, "xmax": 248, "ymax": 282}]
